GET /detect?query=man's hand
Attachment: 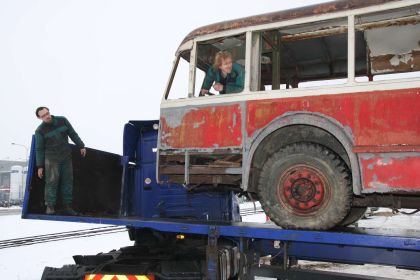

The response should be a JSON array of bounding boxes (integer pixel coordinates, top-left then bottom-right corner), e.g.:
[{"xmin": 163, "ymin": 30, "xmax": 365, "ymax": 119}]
[
  {"xmin": 37, "ymin": 168, "xmax": 43, "ymax": 179},
  {"xmin": 80, "ymin": 148, "xmax": 87, "ymax": 157}
]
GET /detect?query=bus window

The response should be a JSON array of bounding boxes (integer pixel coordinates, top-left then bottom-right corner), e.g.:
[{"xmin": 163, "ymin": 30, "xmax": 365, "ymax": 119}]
[
  {"xmin": 256, "ymin": 18, "xmax": 348, "ymax": 91},
  {"xmin": 166, "ymin": 51, "xmax": 190, "ymax": 100},
  {"xmin": 355, "ymin": 5, "xmax": 420, "ymax": 82},
  {"xmin": 195, "ymin": 34, "xmax": 246, "ymax": 97}
]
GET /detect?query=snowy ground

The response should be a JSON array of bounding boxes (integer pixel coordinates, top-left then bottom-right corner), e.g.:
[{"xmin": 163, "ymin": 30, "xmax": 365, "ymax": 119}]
[
  {"xmin": 0, "ymin": 213, "xmax": 132, "ymax": 280},
  {"xmin": 0, "ymin": 208, "xmax": 419, "ymax": 279}
]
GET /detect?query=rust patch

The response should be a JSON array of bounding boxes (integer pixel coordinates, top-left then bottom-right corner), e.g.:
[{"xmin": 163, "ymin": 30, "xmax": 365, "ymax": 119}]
[
  {"xmin": 356, "ymin": 14, "xmax": 420, "ymax": 31},
  {"xmin": 281, "ymin": 26, "xmax": 348, "ymax": 42},
  {"xmin": 371, "ymin": 50, "xmax": 420, "ymax": 74}
]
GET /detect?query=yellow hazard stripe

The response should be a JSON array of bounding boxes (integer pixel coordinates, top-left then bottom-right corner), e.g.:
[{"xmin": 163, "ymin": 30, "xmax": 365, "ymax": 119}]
[{"xmin": 85, "ymin": 275, "xmax": 154, "ymax": 280}]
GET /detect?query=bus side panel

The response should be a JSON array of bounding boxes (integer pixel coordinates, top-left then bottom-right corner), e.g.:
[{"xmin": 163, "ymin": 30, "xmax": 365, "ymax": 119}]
[
  {"xmin": 246, "ymin": 88, "xmax": 420, "ymax": 192},
  {"xmin": 359, "ymin": 153, "xmax": 420, "ymax": 192},
  {"xmin": 160, "ymin": 103, "xmax": 242, "ymax": 149},
  {"xmin": 246, "ymin": 88, "xmax": 420, "ymax": 147}
]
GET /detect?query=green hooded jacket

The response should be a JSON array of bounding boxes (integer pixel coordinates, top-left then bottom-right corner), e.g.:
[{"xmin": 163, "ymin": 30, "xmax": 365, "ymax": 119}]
[{"xmin": 201, "ymin": 63, "xmax": 244, "ymax": 94}]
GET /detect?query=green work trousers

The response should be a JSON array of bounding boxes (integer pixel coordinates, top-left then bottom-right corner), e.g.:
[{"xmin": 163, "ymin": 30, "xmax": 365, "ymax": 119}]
[{"xmin": 44, "ymin": 155, "xmax": 73, "ymax": 206}]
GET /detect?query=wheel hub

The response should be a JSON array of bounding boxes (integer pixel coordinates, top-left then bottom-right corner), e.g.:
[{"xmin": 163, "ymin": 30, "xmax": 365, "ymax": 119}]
[{"xmin": 278, "ymin": 165, "xmax": 326, "ymax": 213}]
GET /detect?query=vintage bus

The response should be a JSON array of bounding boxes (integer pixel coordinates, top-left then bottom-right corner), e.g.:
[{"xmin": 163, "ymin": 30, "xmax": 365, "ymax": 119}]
[{"xmin": 157, "ymin": 0, "xmax": 420, "ymax": 230}]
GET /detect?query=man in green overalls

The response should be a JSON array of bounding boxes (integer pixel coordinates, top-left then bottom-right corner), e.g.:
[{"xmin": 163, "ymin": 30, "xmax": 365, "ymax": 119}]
[{"xmin": 35, "ymin": 106, "xmax": 86, "ymax": 215}]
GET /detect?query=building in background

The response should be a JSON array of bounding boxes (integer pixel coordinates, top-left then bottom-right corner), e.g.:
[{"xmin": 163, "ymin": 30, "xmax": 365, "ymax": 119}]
[
  {"xmin": 0, "ymin": 171, "xmax": 11, "ymax": 203},
  {"xmin": 0, "ymin": 160, "xmax": 27, "ymax": 205}
]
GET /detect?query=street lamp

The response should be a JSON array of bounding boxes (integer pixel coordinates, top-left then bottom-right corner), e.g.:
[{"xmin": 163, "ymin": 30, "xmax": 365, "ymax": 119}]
[{"xmin": 11, "ymin": 143, "xmax": 28, "ymax": 163}]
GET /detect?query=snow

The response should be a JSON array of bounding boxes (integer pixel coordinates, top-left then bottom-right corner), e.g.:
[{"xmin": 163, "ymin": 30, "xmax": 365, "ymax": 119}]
[
  {"xmin": 0, "ymin": 208, "xmax": 419, "ymax": 279},
  {"xmin": 0, "ymin": 214, "xmax": 132, "ymax": 280}
]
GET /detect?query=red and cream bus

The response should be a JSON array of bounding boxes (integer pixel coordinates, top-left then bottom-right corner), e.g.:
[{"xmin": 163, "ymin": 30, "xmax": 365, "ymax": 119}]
[{"xmin": 158, "ymin": 0, "xmax": 420, "ymax": 230}]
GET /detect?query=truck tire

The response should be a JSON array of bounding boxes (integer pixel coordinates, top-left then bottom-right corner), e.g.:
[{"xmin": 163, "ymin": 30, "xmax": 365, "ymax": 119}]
[
  {"xmin": 257, "ymin": 143, "xmax": 352, "ymax": 230},
  {"xmin": 339, "ymin": 207, "xmax": 367, "ymax": 226}
]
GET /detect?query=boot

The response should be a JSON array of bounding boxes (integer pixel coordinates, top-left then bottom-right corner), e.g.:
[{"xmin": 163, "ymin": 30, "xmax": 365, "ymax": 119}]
[
  {"xmin": 46, "ymin": 205, "xmax": 55, "ymax": 215},
  {"xmin": 62, "ymin": 204, "xmax": 78, "ymax": 216}
]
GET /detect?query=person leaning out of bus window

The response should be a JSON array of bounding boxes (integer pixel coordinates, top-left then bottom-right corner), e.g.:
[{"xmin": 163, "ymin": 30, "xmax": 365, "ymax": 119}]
[{"xmin": 199, "ymin": 50, "xmax": 244, "ymax": 96}]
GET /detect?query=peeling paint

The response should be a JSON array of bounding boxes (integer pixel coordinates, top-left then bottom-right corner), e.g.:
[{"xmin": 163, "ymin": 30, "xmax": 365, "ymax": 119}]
[
  {"xmin": 368, "ymin": 181, "xmax": 389, "ymax": 189},
  {"xmin": 162, "ymin": 108, "xmax": 197, "ymax": 129},
  {"xmin": 377, "ymin": 158, "xmax": 393, "ymax": 166},
  {"xmin": 371, "ymin": 50, "xmax": 420, "ymax": 74},
  {"xmin": 193, "ymin": 117, "xmax": 206, "ymax": 129},
  {"xmin": 160, "ymin": 104, "xmax": 242, "ymax": 149},
  {"xmin": 360, "ymin": 153, "xmax": 420, "ymax": 191},
  {"xmin": 389, "ymin": 53, "xmax": 413, "ymax": 66},
  {"xmin": 361, "ymin": 154, "xmax": 375, "ymax": 160}
]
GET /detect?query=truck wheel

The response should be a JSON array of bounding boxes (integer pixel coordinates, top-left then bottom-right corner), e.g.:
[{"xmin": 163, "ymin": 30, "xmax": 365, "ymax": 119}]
[
  {"xmin": 339, "ymin": 207, "xmax": 367, "ymax": 226},
  {"xmin": 257, "ymin": 143, "xmax": 352, "ymax": 230}
]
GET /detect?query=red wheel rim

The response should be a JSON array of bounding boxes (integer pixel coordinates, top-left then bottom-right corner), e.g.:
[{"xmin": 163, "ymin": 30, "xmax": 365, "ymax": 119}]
[{"xmin": 276, "ymin": 165, "xmax": 330, "ymax": 215}]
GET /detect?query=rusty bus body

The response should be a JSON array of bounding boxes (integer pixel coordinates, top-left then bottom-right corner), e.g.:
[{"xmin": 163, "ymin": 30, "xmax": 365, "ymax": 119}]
[{"xmin": 158, "ymin": 0, "xmax": 420, "ymax": 229}]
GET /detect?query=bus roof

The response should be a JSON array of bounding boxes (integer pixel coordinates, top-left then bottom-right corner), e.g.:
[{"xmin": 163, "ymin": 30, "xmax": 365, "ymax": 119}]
[{"xmin": 181, "ymin": 0, "xmax": 401, "ymax": 44}]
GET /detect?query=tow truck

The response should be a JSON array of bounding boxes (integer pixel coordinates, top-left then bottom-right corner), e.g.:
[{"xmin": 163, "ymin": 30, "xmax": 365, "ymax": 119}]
[{"xmin": 22, "ymin": 121, "xmax": 420, "ymax": 280}]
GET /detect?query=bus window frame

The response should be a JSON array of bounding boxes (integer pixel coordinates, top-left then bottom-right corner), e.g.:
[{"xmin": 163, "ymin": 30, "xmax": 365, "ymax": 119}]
[
  {"xmin": 251, "ymin": 16, "xmax": 351, "ymax": 93},
  {"xmin": 163, "ymin": 1, "xmax": 420, "ymax": 102},
  {"xmin": 164, "ymin": 31, "xmax": 250, "ymax": 101},
  {"xmin": 163, "ymin": 41, "xmax": 193, "ymax": 101}
]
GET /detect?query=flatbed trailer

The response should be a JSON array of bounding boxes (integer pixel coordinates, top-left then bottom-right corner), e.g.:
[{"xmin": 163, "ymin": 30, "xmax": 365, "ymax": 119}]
[
  {"xmin": 26, "ymin": 213, "xmax": 420, "ymax": 280},
  {"xmin": 22, "ymin": 121, "xmax": 420, "ymax": 279}
]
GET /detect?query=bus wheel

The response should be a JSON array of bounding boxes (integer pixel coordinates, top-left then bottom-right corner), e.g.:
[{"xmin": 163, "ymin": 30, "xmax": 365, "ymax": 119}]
[
  {"xmin": 257, "ymin": 143, "xmax": 352, "ymax": 230},
  {"xmin": 339, "ymin": 207, "xmax": 367, "ymax": 226}
]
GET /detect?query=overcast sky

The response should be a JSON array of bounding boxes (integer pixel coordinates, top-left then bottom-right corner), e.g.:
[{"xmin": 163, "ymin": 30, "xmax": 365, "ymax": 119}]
[{"xmin": 0, "ymin": 0, "xmax": 329, "ymax": 161}]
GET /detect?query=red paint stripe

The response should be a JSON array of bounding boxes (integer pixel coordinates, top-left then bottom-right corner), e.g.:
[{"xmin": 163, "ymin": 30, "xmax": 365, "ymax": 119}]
[{"xmin": 126, "ymin": 276, "xmax": 138, "ymax": 280}]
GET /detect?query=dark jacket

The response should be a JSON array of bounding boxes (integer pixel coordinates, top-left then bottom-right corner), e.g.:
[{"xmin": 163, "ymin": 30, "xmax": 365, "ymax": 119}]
[
  {"xmin": 201, "ymin": 63, "xmax": 244, "ymax": 94},
  {"xmin": 35, "ymin": 116, "xmax": 84, "ymax": 167}
]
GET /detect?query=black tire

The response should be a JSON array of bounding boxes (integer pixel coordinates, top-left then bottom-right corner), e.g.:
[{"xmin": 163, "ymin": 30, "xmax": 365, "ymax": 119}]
[
  {"xmin": 339, "ymin": 207, "xmax": 367, "ymax": 226},
  {"xmin": 257, "ymin": 143, "xmax": 352, "ymax": 230}
]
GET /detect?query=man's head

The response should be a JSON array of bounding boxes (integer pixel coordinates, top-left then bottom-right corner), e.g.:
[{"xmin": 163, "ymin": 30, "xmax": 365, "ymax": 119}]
[{"xmin": 36, "ymin": 106, "xmax": 52, "ymax": 123}]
